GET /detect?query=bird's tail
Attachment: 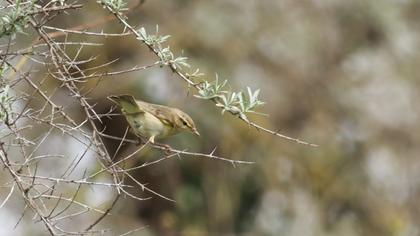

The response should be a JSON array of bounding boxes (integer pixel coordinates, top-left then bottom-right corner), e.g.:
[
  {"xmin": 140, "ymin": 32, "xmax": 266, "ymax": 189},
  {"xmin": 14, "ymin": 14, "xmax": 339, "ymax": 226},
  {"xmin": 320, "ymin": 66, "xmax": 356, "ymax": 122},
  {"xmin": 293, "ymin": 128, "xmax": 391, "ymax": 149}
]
[{"xmin": 108, "ymin": 94, "xmax": 143, "ymax": 114}]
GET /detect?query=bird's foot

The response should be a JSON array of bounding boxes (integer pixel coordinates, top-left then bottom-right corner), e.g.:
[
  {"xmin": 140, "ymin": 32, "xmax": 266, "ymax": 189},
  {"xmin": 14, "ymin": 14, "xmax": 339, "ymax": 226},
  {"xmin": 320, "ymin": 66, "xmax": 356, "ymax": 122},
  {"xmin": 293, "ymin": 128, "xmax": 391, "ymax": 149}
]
[{"xmin": 152, "ymin": 142, "xmax": 172, "ymax": 155}]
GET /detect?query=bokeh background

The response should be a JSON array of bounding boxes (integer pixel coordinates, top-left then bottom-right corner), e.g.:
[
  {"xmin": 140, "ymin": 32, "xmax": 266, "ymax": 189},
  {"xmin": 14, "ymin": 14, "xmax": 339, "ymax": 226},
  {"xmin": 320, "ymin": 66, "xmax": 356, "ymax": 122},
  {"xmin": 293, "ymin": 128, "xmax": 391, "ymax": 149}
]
[{"xmin": 2, "ymin": 0, "xmax": 420, "ymax": 235}]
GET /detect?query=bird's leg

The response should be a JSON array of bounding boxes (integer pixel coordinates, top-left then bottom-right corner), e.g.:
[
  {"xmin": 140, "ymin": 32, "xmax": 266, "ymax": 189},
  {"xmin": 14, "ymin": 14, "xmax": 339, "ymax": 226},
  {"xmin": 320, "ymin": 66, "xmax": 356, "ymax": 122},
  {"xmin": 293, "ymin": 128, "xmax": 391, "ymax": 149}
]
[
  {"xmin": 148, "ymin": 136, "xmax": 172, "ymax": 155},
  {"xmin": 160, "ymin": 143, "xmax": 172, "ymax": 156}
]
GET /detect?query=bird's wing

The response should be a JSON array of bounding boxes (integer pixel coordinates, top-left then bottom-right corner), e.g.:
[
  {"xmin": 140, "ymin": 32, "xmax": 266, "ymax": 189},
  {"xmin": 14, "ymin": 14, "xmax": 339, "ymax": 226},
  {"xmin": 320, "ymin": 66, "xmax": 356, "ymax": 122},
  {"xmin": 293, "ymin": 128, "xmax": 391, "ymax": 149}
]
[{"xmin": 137, "ymin": 101, "xmax": 175, "ymax": 127}]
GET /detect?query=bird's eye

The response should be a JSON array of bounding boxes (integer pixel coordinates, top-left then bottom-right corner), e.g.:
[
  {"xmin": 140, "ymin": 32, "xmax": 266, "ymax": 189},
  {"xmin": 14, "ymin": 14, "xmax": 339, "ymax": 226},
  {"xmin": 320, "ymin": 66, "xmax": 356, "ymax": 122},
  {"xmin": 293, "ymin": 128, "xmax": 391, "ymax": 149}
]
[{"xmin": 182, "ymin": 120, "xmax": 188, "ymax": 126}]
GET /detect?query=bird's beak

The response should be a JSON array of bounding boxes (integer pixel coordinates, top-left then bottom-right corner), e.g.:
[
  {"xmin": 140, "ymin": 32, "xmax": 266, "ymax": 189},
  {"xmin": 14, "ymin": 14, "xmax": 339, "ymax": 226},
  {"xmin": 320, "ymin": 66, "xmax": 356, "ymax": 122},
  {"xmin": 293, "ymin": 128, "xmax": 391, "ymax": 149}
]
[{"xmin": 192, "ymin": 129, "xmax": 200, "ymax": 136}]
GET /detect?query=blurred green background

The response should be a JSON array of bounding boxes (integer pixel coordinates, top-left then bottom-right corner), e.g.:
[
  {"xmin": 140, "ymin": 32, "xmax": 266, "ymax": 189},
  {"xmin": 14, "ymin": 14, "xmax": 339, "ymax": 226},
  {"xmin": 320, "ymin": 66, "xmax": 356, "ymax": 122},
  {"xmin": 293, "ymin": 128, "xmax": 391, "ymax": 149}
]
[{"xmin": 3, "ymin": 0, "xmax": 420, "ymax": 235}]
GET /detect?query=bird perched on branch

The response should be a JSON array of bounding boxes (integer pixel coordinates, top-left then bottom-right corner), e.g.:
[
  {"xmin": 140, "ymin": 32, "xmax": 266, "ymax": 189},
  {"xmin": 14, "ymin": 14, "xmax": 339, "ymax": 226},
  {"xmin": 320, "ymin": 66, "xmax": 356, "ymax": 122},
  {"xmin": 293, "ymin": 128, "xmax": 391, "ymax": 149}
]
[{"xmin": 108, "ymin": 94, "xmax": 199, "ymax": 144}]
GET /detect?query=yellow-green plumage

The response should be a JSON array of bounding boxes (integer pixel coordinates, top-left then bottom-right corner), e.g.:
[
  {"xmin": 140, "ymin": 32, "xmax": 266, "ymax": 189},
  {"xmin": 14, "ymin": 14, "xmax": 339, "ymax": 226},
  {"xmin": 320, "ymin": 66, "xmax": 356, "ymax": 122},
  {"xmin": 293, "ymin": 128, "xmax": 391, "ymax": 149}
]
[{"xmin": 108, "ymin": 95, "xmax": 199, "ymax": 143}]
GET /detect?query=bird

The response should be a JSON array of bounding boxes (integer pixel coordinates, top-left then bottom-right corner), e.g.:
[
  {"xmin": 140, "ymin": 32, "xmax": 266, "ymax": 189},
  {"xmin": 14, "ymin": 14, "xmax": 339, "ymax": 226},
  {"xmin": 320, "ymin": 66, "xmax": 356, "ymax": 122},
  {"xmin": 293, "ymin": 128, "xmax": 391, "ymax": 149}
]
[{"xmin": 108, "ymin": 94, "xmax": 199, "ymax": 144}]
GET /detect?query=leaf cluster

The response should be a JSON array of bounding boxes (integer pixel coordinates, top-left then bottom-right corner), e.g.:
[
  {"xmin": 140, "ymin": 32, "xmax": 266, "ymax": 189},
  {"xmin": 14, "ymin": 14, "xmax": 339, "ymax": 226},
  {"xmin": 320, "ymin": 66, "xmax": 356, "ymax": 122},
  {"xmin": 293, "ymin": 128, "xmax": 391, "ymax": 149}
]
[
  {"xmin": 97, "ymin": 0, "xmax": 127, "ymax": 14},
  {"xmin": 137, "ymin": 26, "xmax": 190, "ymax": 70},
  {"xmin": 195, "ymin": 75, "xmax": 265, "ymax": 120},
  {"xmin": 0, "ymin": 0, "xmax": 33, "ymax": 38}
]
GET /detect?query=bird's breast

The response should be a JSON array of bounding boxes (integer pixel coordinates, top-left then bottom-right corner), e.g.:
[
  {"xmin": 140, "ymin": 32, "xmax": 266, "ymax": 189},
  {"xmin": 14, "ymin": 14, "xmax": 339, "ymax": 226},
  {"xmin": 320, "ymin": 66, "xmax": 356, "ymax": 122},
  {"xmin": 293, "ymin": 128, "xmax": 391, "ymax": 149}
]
[{"xmin": 125, "ymin": 111, "xmax": 174, "ymax": 139}]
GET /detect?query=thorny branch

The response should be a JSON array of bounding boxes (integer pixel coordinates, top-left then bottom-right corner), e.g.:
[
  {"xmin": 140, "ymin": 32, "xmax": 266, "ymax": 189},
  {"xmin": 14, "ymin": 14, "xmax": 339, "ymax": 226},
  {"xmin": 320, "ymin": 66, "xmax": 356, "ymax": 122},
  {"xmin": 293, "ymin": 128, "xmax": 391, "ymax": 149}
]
[{"xmin": 0, "ymin": 1, "xmax": 264, "ymax": 235}]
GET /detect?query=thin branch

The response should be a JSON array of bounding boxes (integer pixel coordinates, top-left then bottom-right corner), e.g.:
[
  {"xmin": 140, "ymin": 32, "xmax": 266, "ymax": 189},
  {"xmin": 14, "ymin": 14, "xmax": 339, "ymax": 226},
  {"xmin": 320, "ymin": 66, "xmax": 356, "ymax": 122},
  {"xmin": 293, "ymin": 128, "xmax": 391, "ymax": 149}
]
[{"xmin": 98, "ymin": 132, "xmax": 254, "ymax": 165}]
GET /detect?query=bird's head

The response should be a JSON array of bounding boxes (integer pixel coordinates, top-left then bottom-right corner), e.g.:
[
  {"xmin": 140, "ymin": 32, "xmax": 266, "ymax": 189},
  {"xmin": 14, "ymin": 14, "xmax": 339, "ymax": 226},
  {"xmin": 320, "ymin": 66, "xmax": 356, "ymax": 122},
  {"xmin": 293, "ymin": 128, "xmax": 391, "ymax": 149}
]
[{"xmin": 174, "ymin": 109, "xmax": 200, "ymax": 136}]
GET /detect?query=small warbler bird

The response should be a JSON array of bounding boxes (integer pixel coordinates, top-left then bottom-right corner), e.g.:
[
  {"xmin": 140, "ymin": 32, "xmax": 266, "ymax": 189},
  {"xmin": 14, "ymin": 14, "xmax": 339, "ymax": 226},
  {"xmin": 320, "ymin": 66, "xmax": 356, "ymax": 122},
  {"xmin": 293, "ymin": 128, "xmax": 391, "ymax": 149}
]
[{"xmin": 108, "ymin": 94, "xmax": 199, "ymax": 143}]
